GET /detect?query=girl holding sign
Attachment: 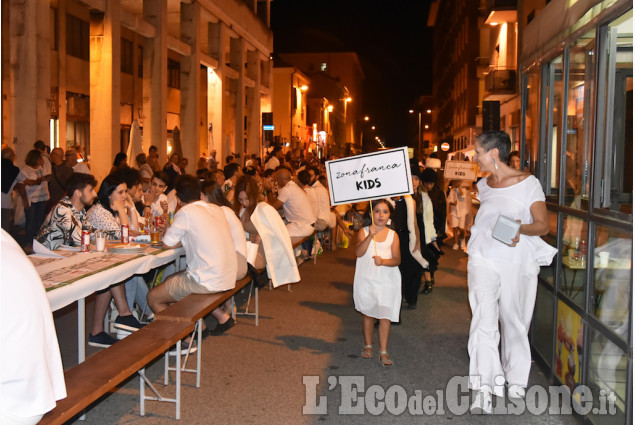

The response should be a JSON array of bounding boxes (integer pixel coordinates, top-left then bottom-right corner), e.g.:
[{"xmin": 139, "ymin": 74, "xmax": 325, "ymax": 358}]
[{"xmin": 353, "ymin": 199, "xmax": 401, "ymax": 367}]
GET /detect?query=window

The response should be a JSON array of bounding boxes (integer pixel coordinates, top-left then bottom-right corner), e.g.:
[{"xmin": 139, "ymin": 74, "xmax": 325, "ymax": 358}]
[
  {"xmin": 66, "ymin": 14, "xmax": 89, "ymax": 60},
  {"xmin": 542, "ymin": 55, "xmax": 564, "ymax": 203},
  {"xmin": 521, "ymin": 66, "xmax": 540, "ymax": 173},
  {"xmin": 320, "ymin": 62, "xmax": 327, "ymax": 72},
  {"xmin": 121, "ymin": 38, "xmax": 133, "ymax": 75},
  {"xmin": 563, "ymin": 31, "xmax": 596, "ymax": 210},
  {"xmin": 168, "ymin": 59, "xmax": 180, "ymax": 89},
  {"xmin": 51, "ymin": 8, "xmax": 58, "ymax": 51},
  {"xmin": 595, "ymin": 10, "xmax": 633, "ymax": 216}
]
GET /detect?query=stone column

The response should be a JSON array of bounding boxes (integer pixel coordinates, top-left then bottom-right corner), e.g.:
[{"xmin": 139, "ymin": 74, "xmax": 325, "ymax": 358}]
[
  {"xmin": 230, "ymin": 36, "xmax": 245, "ymax": 158},
  {"xmin": 143, "ymin": 0, "xmax": 167, "ymax": 165},
  {"xmin": 245, "ymin": 49, "xmax": 261, "ymax": 157},
  {"xmin": 180, "ymin": 1, "xmax": 202, "ymax": 166},
  {"xmin": 57, "ymin": 0, "xmax": 67, "ymax": 150},
  {"xmin": 7, "ymin": 0, "xmax": 51, "ymax": 165},
  {"xmin": 89, "ymin": 3, "xmax": 121, "ymax": 182}
]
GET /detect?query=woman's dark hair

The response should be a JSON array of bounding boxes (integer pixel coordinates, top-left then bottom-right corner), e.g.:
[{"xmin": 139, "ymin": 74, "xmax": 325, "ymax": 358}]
[
  {"xmin": 114, "ymin": 166, "xmax": 140, "ymax": 189},
  {"xmin": 174, "ymin": 174, "xmax": 201, "ymax": 204},
  {"xmin": 152, "ymin": 171, "xmax": 170, "ymax": 186},
  {"xmin": 25, "ymin": 149, "xmax": 42, "ymax": 167},
  {"xmin": 66, "ymin": 173, "xmax": 98, "ymax": 197},
  {"xmin": 476, "ymin": 130, "xmax": 512, "ymax": 162},
  {"xmin": 96, "ymin": 174, "xmax": 126, "ymax": 216},
  {"xmin": 201, "ymin": 180, "xmax": 231, "ymax": 208},
  {"xmin": 243, "ymin": 166, "xmax": 258, "ymax": 177},
  {"xmin": 233, "ymin": 176, "xmax": 260, "ymax": 217},
  {"xmin": 113, "ymin": 152, "xmax": 127, "ymax": 167},
  {"xmin": 508, "ymin": 150, "xmax": 520, "ymax": 166},
  {"xmin": 420, "ymin": 168, "xmax": 438, "ymax": 185}
]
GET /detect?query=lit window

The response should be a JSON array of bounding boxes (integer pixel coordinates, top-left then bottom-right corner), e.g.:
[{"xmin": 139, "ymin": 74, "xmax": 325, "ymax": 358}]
[{"xmin": 320, "ymin": 62, "xmax": 327, "ymax": 72}]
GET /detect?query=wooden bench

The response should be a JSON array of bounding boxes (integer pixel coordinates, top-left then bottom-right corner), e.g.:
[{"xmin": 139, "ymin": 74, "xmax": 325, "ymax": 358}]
[
  {"xmin": 152, "ymin": 274, "xmax": 257, "ymax": 387},
  {"xmin": 291, "ymin": 232, "xmax": 318, "ymax": 265},
  {"xmin": 39, "ymin": 320, "xmax": 195, "ymax": 425}
]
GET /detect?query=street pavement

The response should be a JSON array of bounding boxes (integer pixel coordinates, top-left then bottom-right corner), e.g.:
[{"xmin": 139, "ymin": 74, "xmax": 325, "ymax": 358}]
[{"xmin": 54, "ymin": 241, "xmax": 581, "ymax": 424}]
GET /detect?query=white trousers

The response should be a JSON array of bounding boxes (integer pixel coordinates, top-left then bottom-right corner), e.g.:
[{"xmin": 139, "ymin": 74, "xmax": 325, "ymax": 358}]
[{"xmin": 467, "ymin": 254, "xmax": 539, "ymax": 396}]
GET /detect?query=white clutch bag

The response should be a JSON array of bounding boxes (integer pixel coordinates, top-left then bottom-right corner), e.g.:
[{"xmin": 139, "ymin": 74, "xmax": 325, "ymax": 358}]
[{"xmin": 492, "ymin": 215, "xmax": 521, "ymax": 245}]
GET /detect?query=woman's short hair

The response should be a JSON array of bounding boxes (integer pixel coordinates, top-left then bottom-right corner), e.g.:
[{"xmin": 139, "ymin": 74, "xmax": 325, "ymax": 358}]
[
  {"xmin": 25, "ymin": 149, "xmax": 42, "ymax": 167},
  {"xmin": 96, "ymin": 174, "xmax": 125, "ymax": 216},
  {"xmin": 233, "ymin": 176, "xmax": 260, "ymax": 216},
  {"xmin": 201, "ymin": 180, "xmax": 231, "ymax": 208},
  {"xmin": 174, "ymin": 174, "xmax": 201, "ymax": 204},
  {"xmin": 476, "ymin": 130, "xmax": 512, "ymax": 162}
]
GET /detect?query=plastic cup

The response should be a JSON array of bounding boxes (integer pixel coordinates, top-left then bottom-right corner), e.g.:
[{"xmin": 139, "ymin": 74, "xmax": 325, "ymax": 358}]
[
  {"xmin": 598, "ymin": 251, "xmax": 609, "ymax": 268},
  {"xmin": 96, "ymin": 232, "xmax": 106, "ymax": 252}
]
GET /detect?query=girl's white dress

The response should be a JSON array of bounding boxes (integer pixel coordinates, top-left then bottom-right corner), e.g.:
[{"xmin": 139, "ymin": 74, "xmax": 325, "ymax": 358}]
[{"xmin": 353, "ymin": 227, "xmax": 402, "ymax": 322}]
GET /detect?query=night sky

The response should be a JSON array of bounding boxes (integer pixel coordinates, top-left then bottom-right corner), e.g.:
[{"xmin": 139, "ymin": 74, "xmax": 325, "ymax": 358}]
[{"xmin": 271, "ymin": 0, "xmax": 434, "ymax": 148}]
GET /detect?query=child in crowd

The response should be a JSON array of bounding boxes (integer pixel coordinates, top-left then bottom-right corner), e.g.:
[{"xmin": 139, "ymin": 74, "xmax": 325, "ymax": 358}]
[
  {"xmin": 353, "ymin": 199, "xmax": 401, "ymax": 367},
  {"xmin": 448, "ymin": 180, "xmax": 471, "ymax": 250}
]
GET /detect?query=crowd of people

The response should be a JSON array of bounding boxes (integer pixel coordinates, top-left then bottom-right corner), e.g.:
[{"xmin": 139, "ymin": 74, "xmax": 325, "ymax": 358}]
[{"xmin": 1, "ymin": 130, "xmax": 555, "ymax": 421}]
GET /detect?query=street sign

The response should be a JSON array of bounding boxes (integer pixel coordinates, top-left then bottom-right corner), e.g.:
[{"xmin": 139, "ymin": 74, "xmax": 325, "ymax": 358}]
[
  {"xmin": 443, "ymin": 160, "xmax": 479, "ymax": 181},
  {"xmin": 441, "ymin": 142, "xmax": 450, "ymax": 151},
  {"xmin": 325, "ymin": 147, "xmax": 413, "ymax": 206}
]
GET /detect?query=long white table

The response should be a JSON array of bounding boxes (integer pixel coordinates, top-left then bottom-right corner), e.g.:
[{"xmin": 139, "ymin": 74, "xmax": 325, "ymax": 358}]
[{"xmin": 32, "ymin": 246, "xmax": 185, "ymax": 364}]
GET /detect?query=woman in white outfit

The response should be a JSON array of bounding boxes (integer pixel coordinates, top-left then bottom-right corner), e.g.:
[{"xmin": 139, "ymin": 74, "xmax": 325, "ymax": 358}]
[{"xmin": 467, "ymin": 131, "xmax": 556, "ymax": 413}]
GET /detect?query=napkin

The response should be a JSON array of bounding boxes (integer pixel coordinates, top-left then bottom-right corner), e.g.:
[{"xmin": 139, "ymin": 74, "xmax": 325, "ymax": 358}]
[{"xmin": 131, "ymin": 235, "xmax": 150, "ymax": 242}]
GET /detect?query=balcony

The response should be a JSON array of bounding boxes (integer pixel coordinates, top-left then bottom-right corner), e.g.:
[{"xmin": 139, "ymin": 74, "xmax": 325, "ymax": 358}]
[{"xmin": 484, "ymin": 68, "xmax": 517, "ymax": 101}]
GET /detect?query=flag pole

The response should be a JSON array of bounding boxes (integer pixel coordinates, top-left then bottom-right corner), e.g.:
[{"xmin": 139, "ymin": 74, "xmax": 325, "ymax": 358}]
[{"xmin": 370, "ymin": 200, "xmax": 377, "ymax": 256}]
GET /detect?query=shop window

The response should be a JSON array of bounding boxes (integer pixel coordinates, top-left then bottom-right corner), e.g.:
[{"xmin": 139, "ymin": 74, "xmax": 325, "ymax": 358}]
[
  {"xmin": 539, "ymin": 209, "xmax": 558, "ymax": 286},
  {"xmin": 522, "ymin": 66, "xmax": 541, "ymax": 174},
  {"xmin": 592, "ymin": 225, "xmax": 631, "ymax": 338},
  {"xmin": 564, "ymin": 30, "xmax": 596, "ymax": 210},
  {"xmin": 587, "ymin": 327, "xmax": 628, "ymax": 424},
  {"xmin": 560, "ymin": 214, "xmax": 589, "ymax": 309},
  {"xmin": 543, "ymin": 55, "xmax": 564, "ymax": 203},
  {"xmin": 532, "ymin": 282, "xmax": 555, "ymax": 367},
  {"xmin": 596, "ymin": 10, "xmax": 633, "ymax": 216}
]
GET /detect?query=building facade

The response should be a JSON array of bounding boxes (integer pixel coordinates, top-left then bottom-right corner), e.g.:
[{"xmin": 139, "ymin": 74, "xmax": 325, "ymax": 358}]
[
  {"xmin": 2, "ymin": 0, "xmax": 273, "ymax": 182},
  {"xmin": 271, "ymin": 65, "xmax": 310, "ymax": 151},
  {"xmin": 518, "ymin": 1, "xmax": 633, "ymax": 423},
  {"xmin": 278, "ymin": 52, "xmax": 364, "ymax": 156}
]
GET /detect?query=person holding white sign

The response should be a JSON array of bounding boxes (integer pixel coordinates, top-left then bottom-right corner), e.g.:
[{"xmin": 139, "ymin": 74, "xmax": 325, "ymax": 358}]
[
  {"xmin": 353, "ymin": 199, "xmax": 401, "ymax": 367},
  {"xmin": 466, "ymin": 131, "xmax": 556, "ymax": 414}
]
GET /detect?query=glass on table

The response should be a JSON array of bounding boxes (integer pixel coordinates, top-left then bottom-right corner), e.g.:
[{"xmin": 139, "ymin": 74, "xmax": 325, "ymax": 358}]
[
  {"xmin": 150, "ymin": 227, "xmax": 161, "ymax": 244},
  {"xmin": 95, "ymin": 231, "xmax": 107, "ymax": 252}
]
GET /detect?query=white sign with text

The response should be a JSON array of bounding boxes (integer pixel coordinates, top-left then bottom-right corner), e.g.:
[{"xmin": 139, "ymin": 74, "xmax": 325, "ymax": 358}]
[
  {"xmin": 443, "ymin": 160, "xmax": 479, "ymax": 181},
  {"xmin": 325, "ymin": 147, "xmax": 413, "ymax": 206}
]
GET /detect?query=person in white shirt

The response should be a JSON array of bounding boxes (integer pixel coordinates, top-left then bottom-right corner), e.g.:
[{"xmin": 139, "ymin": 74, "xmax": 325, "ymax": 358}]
[
  {"xmin": 148, "ymin": 175, "xmax": 238, "ymax": 342},
  {"xmin": 297, "ymin": 169, "xmax": 318, "ymax": 223},
  {"xmin": 0, "ymin": 229, "xmax": 66, "ymax": 424},
  {"xmin": 65, "ymin": 148, "xmax": 90, "ymax": 174},
  {"xmin": 266, "ymin": 168, "xmax": 315, "ymax": 237},
  {"xmin": 264, "ymin": 146, "xmax": 283, "ymax": 170}
]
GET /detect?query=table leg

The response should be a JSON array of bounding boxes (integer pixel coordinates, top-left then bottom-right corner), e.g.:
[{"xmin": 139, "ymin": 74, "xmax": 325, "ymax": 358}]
[{"xmin": 78, "ymin": 298, "xmax": 85, "ymax": 363}]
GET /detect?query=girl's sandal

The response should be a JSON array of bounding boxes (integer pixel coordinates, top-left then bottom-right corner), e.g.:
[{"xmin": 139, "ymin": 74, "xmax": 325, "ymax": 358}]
[
  {"xmin": 379, "ymin": 350, "xmax": 394, "ymax": 367},
  {"xmin": 361, "ymin": 345, "xmax": 373, "ymax": 359}
]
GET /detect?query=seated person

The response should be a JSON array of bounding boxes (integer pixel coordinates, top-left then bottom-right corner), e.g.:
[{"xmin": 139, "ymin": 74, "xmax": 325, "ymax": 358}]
[
  {"xmin": 201, "ymin": 180, "xmax": 248, "ymax": 335},
  {"xmin": 148, "ymin": 175, "xmax": 237, "ymax": 344},
  {"xmin": 112, "ymin": 167, "xmax": 153, "ymax": 319},
  {"xmin": 38, "ymin": 173, "xmax": 142, "ymax": 347},
  {"xmin": 222, "ymin": 162, "xmax": 241, "ymax": 204},
  {"xmin": 86, "ymin": 174, "xmax": 138, "ymax": 240},
  {"xmin": 234, "ymin": 176, "xmax": 300, "ymax": 287},
  {"xmin": 307, "ymin": 166, "xmax": 352, "ymax": 243},
  {"xmin": 265, "ymin": 168, "xmax": 315, "ymax": 238},
  {"xmin": 142, "ymin": 171, "xmax": 175, "ymax": 221}
]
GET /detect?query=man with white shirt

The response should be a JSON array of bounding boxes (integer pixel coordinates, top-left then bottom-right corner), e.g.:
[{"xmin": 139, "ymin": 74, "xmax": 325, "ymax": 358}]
[
  {"xmin": 266, "ymin": 168, "xmax": 315, "ymax": 237},
  {"xmin": 148, "ymin": 175, "xmax": 238, "ymax": 342}
]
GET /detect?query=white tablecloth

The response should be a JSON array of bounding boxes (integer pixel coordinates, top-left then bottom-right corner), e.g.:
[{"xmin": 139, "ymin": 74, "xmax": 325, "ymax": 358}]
[{"xmin": 41, "ymin": 248, "xmax": 184, "ymax": 311}]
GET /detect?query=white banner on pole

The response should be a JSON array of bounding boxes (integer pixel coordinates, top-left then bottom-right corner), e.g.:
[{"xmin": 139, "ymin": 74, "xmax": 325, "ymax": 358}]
[{"xmin": 325, "ymin": 147, "xmax": 413, "ymax": 206}]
